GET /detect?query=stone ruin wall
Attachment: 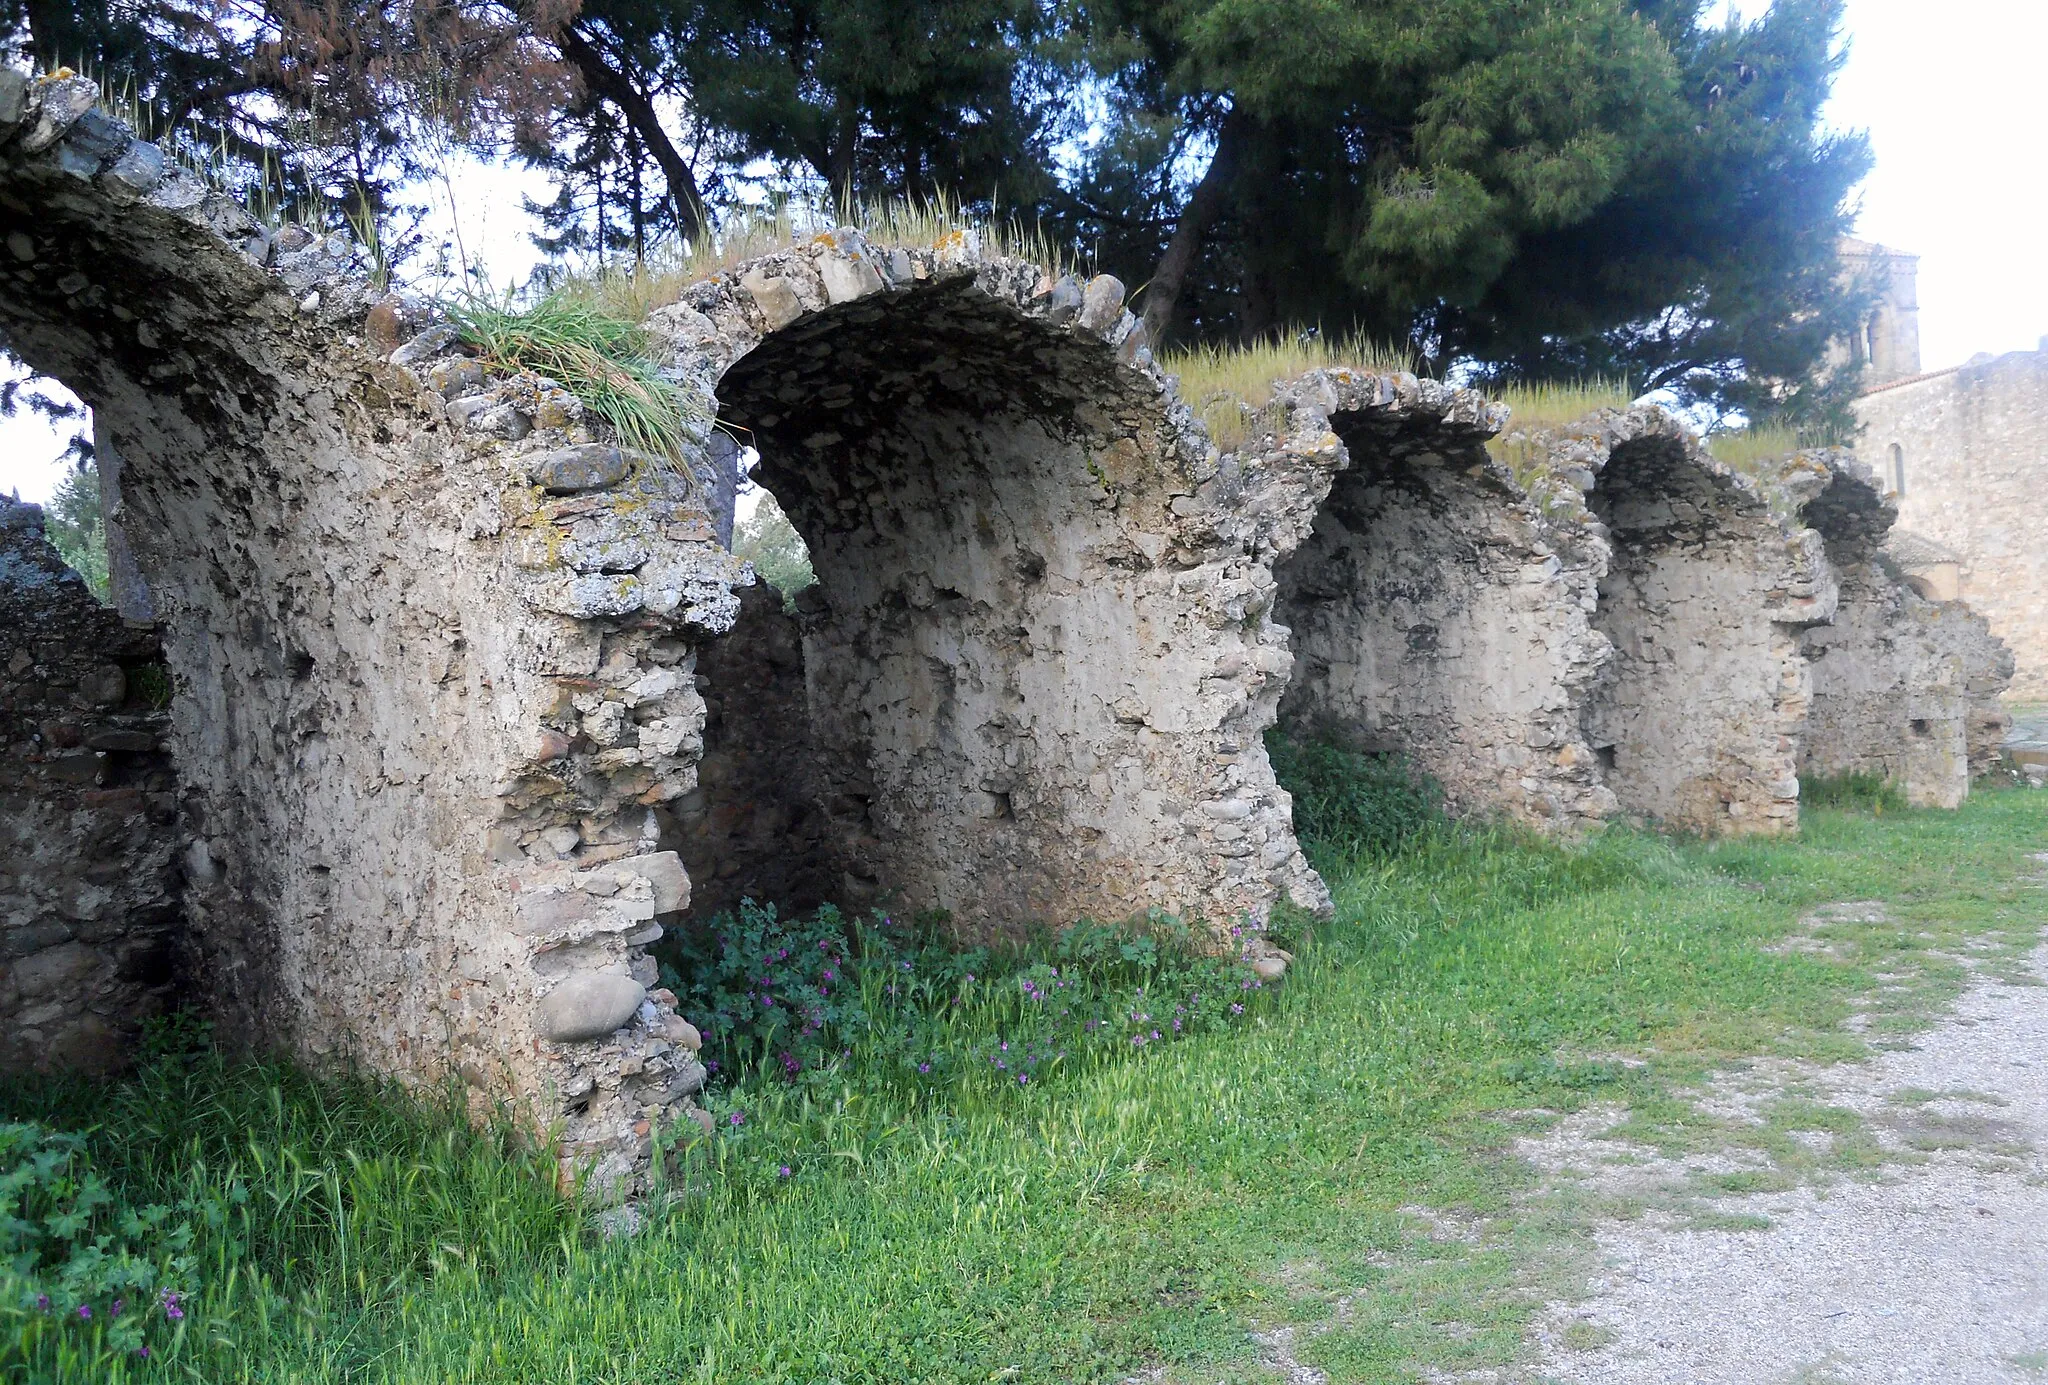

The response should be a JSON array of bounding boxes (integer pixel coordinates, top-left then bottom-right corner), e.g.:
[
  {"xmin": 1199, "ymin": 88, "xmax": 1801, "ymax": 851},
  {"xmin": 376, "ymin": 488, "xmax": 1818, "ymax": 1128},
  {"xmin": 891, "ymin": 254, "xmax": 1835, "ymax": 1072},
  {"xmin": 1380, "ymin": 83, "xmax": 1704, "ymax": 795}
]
[
  {"xmin": 1797, "ymin": 450, "xmax": 2014, "ymax": 804},
  {"xmin": 1854, "ymin": 348, "xmax": 2048, "ymax": 699},
  {"xmin": 0, "ymin": 70, "xmax": 1326, "ymax": 1186},
  {"xmin": 1240, "ymin": 370, "xmax": 1617, "ymax": 833},
  {"xmin": 1, "ymin": 499, "xmax": 183, "ymax": 1070},
  {"xmin": 0, "ymin": 70, "xmax": 747, "ymax": 1193},
  {"xmin": 1538, "ymin": 411, "xmax": 1837, "ymax": 836},
  {"xmin": 2, "ymin": 66, "xmax": 2014, "ymax": 1193},
  {"xmin": 692, "ymin": 252, "xmax": 1325, "ymax": 934}
]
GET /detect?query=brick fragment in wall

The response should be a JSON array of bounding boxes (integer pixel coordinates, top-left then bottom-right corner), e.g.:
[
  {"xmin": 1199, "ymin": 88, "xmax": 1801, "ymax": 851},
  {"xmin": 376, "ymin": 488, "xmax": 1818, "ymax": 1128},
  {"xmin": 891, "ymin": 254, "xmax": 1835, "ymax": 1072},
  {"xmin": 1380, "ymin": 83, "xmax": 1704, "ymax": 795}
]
[
  {"xmin": 1244, "ymin": 369, "xmax": 1619, "ymax": 834},
  {"xmin": 0, "ymin": 496, "xmax": 184, "ymax": 1074},
  {"xmin": 1798, "ymin": 449, "xmax": 2014, "ymax": 803}
]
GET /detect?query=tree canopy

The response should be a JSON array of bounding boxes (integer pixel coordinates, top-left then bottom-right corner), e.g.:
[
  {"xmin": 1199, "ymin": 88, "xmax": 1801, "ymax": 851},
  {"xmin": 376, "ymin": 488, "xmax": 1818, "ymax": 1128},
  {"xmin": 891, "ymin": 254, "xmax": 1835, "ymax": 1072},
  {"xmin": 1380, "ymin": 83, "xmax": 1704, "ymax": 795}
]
[{"xmin": 3, "ymin": 0, "xmax": 1872, "ymax": 420}]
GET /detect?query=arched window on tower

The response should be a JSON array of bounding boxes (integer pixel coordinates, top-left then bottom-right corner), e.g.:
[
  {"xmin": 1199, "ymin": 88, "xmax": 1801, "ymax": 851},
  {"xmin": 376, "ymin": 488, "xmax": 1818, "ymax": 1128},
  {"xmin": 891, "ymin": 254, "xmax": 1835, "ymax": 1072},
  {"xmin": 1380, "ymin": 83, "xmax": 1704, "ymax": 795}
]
[{"xmin": 1888, "ymin": 443, "xmax": 1906, "ymax": 498}]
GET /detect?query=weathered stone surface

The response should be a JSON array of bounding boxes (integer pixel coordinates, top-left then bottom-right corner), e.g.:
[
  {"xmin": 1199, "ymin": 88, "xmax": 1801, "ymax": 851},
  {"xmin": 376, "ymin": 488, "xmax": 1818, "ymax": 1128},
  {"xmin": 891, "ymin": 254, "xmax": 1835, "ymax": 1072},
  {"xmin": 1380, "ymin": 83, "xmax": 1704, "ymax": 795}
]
[
  {"xmin": 1799, "ymin": 450, "xmax": 2013, "ymax": 804},
  {"xmin": 539, "ymin": 973, "xmax": 646, "ymax": 1043},
  {"xmin": 0, "ymin": 497, "xmax": 183, "ymax": 1074},
  {"xmin": 1246, "ymin": 369, "xmax": 1618, "ymax": 833},
  {"xmin": 699, "ymin": 251, "xmax": 1326, "ymax": 936},
  {"xmin": 1854, "ymin": 344, "xmax": 2048, "ymax": 698},
  {"xmin": 1516, "ymin": 409, "xmax": 1832, "ymax": 836},
  {"xmin": 532, "ymin": 444, "xmax": 628, "ymax": 494},
  {"xmin": 17, "ymin": 76, "xmax": 94, "ymax": 155},
  {"xmin": 0, "ymin": 70, "xmax": 732, "ymax": 1197}
]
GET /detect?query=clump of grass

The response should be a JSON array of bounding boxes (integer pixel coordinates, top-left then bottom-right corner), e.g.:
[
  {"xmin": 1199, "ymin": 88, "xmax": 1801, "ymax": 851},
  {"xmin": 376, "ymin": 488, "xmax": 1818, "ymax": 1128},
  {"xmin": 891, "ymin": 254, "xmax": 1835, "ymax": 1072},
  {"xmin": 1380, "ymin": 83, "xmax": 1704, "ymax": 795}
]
[
  {"xmin": 1707, "ymin": 423, "xmax": 1802, "ymax": 477},
  {"xmin": 1485, "ymin": 377, "xmax": 1635, "ymax": 482},
  {"xmin": 1165, "ymin": 334, "xmax": 1413, "ymax": 451},
  {"xmin": 447, "ymin": 291, "xmax": 701, "ymax": 468},
  {"xmin": 1266, "ymin": 730, "xmax": 1445, "ymax": 861},
  {"xmin": 1800, "ymin": 771, "xmax": 1907, "ymax": 814}
]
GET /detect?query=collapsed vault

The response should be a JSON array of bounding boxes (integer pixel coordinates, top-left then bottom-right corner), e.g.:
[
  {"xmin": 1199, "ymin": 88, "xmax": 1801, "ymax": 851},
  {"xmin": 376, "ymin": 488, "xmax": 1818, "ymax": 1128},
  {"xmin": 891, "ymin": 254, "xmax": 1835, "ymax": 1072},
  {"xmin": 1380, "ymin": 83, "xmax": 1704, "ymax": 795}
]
[
  {"xmin": 0, "ymin": 71, "xmax": 744, "ymax": 1193},
  {"xmin": 1540, "ymin": 410, "xmax": 1836, "ymax": 835},
  {"xmin": 1233, "ymin": 370, "xmax": 1617, "ymax": 832},
  {"xmin": 1797, "ymin": 450, "xmax": 2013, "ymax": 805},
  {"xmin": 648, "ymin": 238, "xmax": 1328, "ymax": 936}
]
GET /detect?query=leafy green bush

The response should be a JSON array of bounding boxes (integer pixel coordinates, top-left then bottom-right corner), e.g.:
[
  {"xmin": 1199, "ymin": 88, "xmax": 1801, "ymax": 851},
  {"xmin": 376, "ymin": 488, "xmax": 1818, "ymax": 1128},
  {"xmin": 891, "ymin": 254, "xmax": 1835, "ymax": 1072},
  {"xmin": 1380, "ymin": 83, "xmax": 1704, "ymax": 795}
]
[
  {"xmin": 732, "ymin": 490, "xmax": 815, "ymax": 608},
  {"xmin": 1266, "ymin": 731, "xmax": 1444, "ymax": 858},
  {"xmin": 1800, "ymin": 771, "xmax": 1906, "ymax": 814},
  {"xmin": 0, "ymin": 1122, "xmax": 196, "ymax": 1378},
  {"xmin": 657, "ymin": 900, "xmax": 1278, "ymax": 1092}
]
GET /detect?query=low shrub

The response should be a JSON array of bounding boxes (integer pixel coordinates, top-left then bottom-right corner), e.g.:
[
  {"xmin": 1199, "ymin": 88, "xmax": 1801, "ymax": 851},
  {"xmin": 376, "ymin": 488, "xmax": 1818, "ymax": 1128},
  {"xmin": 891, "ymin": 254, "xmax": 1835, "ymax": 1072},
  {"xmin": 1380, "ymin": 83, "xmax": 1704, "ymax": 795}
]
[
  {"xmin": 657, "ymin": 900, "xmax": 1281, "ymax": 1093},
  {"xmin": 1265, "ymin": 731, "xmax": 1444, "ymax": 858}
]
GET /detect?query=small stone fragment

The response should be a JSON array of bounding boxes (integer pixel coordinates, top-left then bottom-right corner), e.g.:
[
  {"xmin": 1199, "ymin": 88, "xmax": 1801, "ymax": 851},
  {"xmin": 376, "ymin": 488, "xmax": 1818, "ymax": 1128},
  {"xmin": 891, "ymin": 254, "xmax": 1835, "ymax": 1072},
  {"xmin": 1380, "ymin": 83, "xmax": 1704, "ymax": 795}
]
[
  {"xmin": 533, "ymin": 443, "xmax": 628, "ymax": 494},
  {"xmin": 390, "ymin": 324, "xmax": 460, "ymax": 367},
  {"xmin": 741, "ymin": 268, "xmax": 804, "ymax": 330},
  {"xmin": 540, "ymin": 974, "xmax": 647, "ymax": 1044},
  {"xmin": 1078, "ymin": 274, "xmax": 1126, "ymax": 335},
  {"xmin": 99, "ymin": 140, "xmax": 165, "ymax": 201},
  {"xmin": 427, "ymin": 357, "xmax": 485, "ymax": 399},
  {"xmin": 4, "ymin": 232, "xmax": 31, "ymax": 262},
  {"xmin": 472, "ymin": 403, "xmax": 532, "ymax": 441},
  {"xmin": 18, "ymin": 75, "xmax": 96, "ymax": 154}
]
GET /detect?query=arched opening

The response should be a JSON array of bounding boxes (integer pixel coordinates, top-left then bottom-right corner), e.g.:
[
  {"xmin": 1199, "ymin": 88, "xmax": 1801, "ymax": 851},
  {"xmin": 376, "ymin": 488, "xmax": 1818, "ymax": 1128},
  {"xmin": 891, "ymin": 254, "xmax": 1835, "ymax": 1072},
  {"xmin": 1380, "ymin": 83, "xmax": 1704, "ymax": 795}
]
[
  {"xmin": 659, "ymin": 246, "xmax": 1325, "ymax": 941},
  {"xmin": 1265, "ymin": 373, "xmax": 1615, "ymax": 832},
  {"xmin": 1579, "ymin": 417, "xmax": 1829, "ymax": 835},
  {"xmin": 1888, "ymin": 442, "xmax": 1906, "ymax": 497}
]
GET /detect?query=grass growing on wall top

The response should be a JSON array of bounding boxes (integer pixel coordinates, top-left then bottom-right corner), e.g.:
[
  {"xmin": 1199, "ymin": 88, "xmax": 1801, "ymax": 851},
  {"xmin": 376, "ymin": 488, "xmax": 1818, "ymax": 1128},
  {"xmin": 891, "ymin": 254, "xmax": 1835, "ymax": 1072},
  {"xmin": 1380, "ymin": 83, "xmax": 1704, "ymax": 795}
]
[
  {"xmin": 556, "ymin": 193, "xmax": 1075, "ymax": 328},
  {"xmin": 1163, "ymin": 335, "xmax": 1413, "ymax": 451},
  {"xmin": 4, "ymin": 791, "xmax": 2043, "ymax": 1382},
  {"xmin": 448, "ymin": 292, "xmax": 701, "ymax": 469}
]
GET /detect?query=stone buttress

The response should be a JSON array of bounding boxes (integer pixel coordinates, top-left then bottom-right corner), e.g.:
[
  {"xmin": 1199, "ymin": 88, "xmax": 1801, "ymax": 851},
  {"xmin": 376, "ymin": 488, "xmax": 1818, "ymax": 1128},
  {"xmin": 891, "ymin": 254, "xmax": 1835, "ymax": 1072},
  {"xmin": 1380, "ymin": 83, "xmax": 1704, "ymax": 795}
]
[
  {"xmin": 1797, "ymin": 449, "xmax": 2013, "ymax": 806},
  {"xmin": 1221, "ymin": 369, "xmax": 1619, "ymax": 833}
]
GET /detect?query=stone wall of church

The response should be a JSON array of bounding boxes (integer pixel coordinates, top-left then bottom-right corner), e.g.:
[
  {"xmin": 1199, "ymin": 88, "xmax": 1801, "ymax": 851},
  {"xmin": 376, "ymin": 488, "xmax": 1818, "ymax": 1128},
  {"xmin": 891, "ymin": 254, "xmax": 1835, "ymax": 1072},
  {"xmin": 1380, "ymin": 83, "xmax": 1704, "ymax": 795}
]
[{"xmin": 1855, "ymin": 348, "xmax": 2048, "ymax": 700}]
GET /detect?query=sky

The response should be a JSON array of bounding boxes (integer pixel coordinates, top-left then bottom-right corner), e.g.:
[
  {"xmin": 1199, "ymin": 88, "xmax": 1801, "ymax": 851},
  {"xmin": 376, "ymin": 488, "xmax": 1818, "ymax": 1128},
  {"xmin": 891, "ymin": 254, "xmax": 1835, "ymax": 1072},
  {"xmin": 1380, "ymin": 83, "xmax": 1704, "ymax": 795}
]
[{"xmin": 4, "ymin": 0, "xmax": 2046, "ymax": 503}]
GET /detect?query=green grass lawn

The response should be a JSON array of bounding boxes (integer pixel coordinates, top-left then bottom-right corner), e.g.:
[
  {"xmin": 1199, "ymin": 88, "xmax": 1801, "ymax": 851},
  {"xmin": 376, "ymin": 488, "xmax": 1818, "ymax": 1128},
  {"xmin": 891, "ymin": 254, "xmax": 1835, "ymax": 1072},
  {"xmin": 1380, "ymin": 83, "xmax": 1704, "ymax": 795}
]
[{"xmin": 6, "ymin": 790, "xmax": 2044, "ymax": 1383}]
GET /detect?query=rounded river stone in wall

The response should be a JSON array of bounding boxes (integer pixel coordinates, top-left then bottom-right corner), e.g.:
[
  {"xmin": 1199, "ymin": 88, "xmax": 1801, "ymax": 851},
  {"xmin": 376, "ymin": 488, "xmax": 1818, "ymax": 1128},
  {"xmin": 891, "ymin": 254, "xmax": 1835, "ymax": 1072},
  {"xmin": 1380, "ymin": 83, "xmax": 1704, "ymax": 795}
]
[
  {"xmin": 540, "ymin": 974, "xmax": 646, "ymax": 1044},
  {"xmin": 534, "ymin": 444, "xmax": 628, "ymax": 494}
]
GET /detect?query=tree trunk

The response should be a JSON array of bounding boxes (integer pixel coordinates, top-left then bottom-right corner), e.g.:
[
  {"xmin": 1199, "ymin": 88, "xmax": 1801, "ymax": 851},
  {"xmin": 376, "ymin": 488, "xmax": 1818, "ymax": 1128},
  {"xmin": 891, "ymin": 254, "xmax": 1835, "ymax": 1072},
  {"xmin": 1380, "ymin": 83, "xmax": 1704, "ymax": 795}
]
[
  {"xmin": 553, "ymin": 23, "xmax": 708, "ymax": 243},
  {"xmin": 1143, "ymin": 107, "xmax": 1251, "ymax": 344}
]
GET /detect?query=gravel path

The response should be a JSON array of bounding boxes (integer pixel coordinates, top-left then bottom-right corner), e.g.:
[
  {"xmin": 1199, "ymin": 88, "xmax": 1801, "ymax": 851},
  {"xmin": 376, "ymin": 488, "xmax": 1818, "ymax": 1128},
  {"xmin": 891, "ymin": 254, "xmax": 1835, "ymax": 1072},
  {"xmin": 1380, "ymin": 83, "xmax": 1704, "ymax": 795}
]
[{"xmin": 1527, "ymin": 895, "xmax": 2048, "ymax": 1383}]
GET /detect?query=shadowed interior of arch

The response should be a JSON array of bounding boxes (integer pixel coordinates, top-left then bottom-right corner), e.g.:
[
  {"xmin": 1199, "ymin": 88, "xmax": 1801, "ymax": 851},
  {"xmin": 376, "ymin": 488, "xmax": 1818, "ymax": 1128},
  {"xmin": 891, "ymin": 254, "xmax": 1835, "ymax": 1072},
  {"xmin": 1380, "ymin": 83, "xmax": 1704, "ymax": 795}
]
[{"xmin": 703, "ymin": 276, "xmax": 1207, "ymax": 938}]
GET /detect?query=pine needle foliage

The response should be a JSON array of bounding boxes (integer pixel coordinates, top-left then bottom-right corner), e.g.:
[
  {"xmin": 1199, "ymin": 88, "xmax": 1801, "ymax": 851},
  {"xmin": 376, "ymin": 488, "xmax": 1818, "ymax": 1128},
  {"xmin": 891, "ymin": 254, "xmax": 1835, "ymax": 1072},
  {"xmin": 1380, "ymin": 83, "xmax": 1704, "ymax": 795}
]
[{"xmin": 447, "ymin": 293, "xmax": 700, "ymax": 469}]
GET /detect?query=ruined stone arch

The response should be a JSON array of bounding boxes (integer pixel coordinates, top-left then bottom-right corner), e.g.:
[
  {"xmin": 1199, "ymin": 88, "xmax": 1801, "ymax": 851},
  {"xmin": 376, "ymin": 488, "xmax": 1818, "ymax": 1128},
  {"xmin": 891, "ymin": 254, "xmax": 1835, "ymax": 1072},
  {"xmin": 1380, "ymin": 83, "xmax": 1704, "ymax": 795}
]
[
  {"xmin": 0, "ymin": 74, "xmax": 1341, "ymax": 1189},
  {"xmin": 1798, "ymin": 449, "xmax": 2012, "ymax": 805},
  {"xmin": 1537, "ymin": 409, "xmax": 1837, "ymax": 836},
  {"xmin": 642, "ymin": 236, "xmax": 1328, "ymax": 938},
  {"xmin": 1217, "ymin": 369, "xmax": 1619, "ymax": 833}
]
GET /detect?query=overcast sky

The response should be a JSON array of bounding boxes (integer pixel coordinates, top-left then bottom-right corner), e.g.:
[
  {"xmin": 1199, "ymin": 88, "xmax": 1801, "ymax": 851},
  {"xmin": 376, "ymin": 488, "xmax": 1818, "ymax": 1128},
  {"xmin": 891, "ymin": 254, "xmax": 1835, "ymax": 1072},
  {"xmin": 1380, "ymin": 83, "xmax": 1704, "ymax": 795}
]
[{"xmin": 4, "ymin": 0, "xmax": 2045, "ymax": 503}]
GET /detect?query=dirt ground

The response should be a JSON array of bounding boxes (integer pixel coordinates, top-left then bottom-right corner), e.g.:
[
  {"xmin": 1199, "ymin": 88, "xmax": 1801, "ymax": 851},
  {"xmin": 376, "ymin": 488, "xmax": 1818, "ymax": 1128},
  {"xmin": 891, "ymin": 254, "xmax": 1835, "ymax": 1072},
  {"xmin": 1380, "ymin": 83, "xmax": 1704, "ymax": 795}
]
[{"xmin": 1525, "ymin": 886, "xmax": 2048, "ymax": 1384}]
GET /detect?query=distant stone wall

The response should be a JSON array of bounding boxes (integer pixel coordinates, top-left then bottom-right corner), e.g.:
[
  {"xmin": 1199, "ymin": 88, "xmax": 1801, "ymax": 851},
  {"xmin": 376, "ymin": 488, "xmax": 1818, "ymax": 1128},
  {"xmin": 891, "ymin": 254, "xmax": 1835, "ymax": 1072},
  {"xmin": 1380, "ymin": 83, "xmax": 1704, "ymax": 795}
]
[
  {"xmin": 1257, "ymin": 371, "xmax": 1617, "ymax": 832},
  {"xmin": 669, "ymin": 582, "xmax": 836, "ymax": 921},
  {"xmin": 1855, "ymin": 349, "xmax": 2048, "ymax": 699},
  {"xmin": 0, "ymin": 498, "xmax": 182, "ymax": 1072},
  {"xmin": 1557, "ymin": 411, "xmax": 1835, "ymax": 836},
  {"xmin": 1799, "ymin": 452, "xmax": 1965, "ymax": 806}
]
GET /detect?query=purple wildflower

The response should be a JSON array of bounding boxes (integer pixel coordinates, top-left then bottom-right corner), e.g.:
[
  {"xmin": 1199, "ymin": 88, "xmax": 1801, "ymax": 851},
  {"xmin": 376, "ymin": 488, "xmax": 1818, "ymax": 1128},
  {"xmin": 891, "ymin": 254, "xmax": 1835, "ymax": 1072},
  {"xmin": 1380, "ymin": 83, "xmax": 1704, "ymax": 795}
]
[
  {"xmin": 730, "ymin": 1111, "xmax": 745, "ymax": 1126},
  {"xmin": 78, "ymin": 1305, "xmax": 91, "ymax": 1321},
  {"xmin": 35, "ymin": 1295, "xmax": 48, "ymax": 1313},
  {"xmin": 778, "ymin": 1165, "xmax": 792, "ymax": 1178}
]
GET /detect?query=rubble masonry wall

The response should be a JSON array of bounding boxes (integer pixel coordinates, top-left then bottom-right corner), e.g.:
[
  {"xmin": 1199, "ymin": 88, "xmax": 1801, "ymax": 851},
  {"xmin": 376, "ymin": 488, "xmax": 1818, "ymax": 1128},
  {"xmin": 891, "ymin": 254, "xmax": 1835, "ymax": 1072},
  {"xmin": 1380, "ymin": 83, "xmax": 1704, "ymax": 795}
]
[
  {"xmin": 0, "ymin": 498, "xmax": 182, "ymax": 1072},
  {"xmin": 1259, "ymin": 371, "xmax": 1618, "ymax": 832},
  {"xmin": 1567, "ymin": 411, "xmax": 1836, "ymax": 835}
]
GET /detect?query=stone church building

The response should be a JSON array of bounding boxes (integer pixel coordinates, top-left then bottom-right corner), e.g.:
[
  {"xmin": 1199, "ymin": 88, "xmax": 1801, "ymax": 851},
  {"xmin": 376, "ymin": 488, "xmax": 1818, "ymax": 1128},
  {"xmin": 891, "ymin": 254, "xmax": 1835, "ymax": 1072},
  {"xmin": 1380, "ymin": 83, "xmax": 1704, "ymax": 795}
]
[{"xmin": 1846, "ymin": 240, "xmax": 2048, "ymax": 700}]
